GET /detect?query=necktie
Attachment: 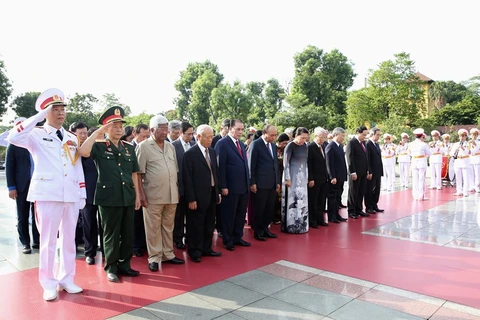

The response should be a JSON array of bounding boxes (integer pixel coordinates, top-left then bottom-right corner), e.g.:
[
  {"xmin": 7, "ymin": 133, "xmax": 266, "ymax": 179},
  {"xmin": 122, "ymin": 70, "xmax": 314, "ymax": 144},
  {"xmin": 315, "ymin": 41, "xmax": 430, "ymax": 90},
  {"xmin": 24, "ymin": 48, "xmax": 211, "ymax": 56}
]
[
  {"xmin": 319, "ymin": 146, "xmax": 324, "ymax": 158},
  {"xmin": 56, "ymin": 129, "xmax": 63, "ymax": 141},
  {"xmin": 205, "ymin": 148, "xmax": 215, "ymax": 187},
  {"xmin": 184, "ymin": 142, "xmax": 189, "ymax": 152},
  {"xmin": 376, "ymin": 143, "xmax": 380, "ymax": 152},
  {"xmin": 360, "ymin": 141, "xmax": 366, "ymax": 152},
  {"xmin": 235, "ymin": 140, "xmax": 243, "ymax": 158},
  {"xmin": 267, "ymin": 143, "xmax": 274, "ymax": 158}
]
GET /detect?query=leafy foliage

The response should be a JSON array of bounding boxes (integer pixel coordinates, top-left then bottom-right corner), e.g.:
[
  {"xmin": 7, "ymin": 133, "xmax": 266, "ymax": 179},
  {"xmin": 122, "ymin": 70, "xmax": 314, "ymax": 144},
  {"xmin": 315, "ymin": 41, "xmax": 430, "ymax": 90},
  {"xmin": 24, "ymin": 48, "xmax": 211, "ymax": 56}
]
[
  {"xmin": 65, "ymin": 93, "xmax": 99, "ymax": 129},
  {"xmin": 100, "ymin": 93, "xmax": 132, "ymax": 116},
  {"xmin": 10, "ymin": 92, "xmax": 40, "ymax": 119},
  {"xmin": 124, "ymin": 112, "xmax": 155, "ymax": 127},
  {"xmin": 0, "ymin": 60, "xmax": 12, "ymax": 119}
]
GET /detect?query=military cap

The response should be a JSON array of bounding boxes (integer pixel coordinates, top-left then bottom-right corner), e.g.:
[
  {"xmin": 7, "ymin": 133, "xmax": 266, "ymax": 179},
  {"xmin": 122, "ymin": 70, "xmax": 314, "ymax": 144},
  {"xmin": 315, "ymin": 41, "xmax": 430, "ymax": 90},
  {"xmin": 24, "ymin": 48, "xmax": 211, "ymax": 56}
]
[
  {"xmin": 413, "ymin": 128, "xmax": 424, "ymax": 135},
  {"xmin": 98, "ymin": 107, "xmax": 126, "ymax": 125},
  {"xmin": 35, "ymin": 88, "xmax": 67, "ymax": 111},
  {"xmin": 431, "ymin": 130, "xmax": 440, "ymax": 136},
  {"xmin": 458, "ymin": 128, "xmax": 468, "ymax": 136},
  {"xmin": 401, "ymin": 132, "xmax": 409, "ymax": 138}
]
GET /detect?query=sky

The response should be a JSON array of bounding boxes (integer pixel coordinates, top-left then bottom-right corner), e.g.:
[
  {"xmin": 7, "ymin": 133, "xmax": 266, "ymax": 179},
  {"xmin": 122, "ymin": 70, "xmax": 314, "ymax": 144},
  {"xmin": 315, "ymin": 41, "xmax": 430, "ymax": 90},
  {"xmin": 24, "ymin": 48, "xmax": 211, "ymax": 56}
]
[{"xmin": 1, "ymin": 0, "xmax": 479, "ymax": 125}]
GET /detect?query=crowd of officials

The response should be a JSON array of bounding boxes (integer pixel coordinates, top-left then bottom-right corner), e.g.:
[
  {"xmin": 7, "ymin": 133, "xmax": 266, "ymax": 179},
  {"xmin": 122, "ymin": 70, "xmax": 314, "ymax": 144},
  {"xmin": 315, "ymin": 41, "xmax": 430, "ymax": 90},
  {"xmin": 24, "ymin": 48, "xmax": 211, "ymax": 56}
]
[{"xmin": 4, "ymin": 88, "xmax": 480, "ymax": 301}]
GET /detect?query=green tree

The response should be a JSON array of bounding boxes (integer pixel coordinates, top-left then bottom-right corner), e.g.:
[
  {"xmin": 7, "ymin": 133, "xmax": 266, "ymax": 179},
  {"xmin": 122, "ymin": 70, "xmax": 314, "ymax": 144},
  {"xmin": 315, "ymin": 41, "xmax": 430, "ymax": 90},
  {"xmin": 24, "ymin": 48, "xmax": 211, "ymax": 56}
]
[
  {"xmin": 174, "ymin": 61, "xmax": 224, "ymax": 125},
  {"xmin": 430, "ymin": 95, "xmax": 480, "ymax": 125},
  {"xmin": 264, "ymin": 78, "xmax": 285, "ymax": 120},
  {"xmin": 10, "ymin": 92, "xmax": 40, "ymax": 119},
  {"xmin": 287, "ymin": 46, "xmax": 355, "ymax": 127},
  {"xmin": 124, "ymin": 112, "xmax": 155, "ymax": 127},
  {"xmin": 463, "ymin": 74, "xmax": 480, "ymax": 96},
  {"xmin": 210, "ymin": 81, "xmax": 253, "ymax": 125},
  {"xmin": 100, "ymin": 93, "xmax": 132, "ymax": 116},
  {"xmin": 0, "ymin": 60, "xmax": 13, "ymax": 119},
  {"xmin": 161, "ymin": 109, "xmax": 179, "ymax": 121},
  {"xmin": 65, "ymin": 93, "xmax": 99, "ymax": 129},
  {"xmin": 272, "ymin": 105, "xmax": 328, "ymax": 132}
]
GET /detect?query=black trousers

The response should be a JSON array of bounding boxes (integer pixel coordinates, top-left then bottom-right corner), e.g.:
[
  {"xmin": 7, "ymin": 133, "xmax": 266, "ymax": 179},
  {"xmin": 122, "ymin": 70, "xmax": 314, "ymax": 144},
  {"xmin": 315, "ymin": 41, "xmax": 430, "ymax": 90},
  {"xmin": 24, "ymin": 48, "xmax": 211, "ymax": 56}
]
[
  {"xmin": 16, "ymin": 191, "xmax": 39, "ymax": 247},
  {"xmin": 327, "ymin": 181, "xmax": 344, "ymax": 221},
  {"xmin": 186, "ymin": 188, "xmax": 216, "ymax": 259},
  {"xmin": 220, "ymin": 192, "xmax": 248, "ymax": 246},
  {"xmin": 365, "ymin": 175, "xmax": 382, "ymax": 210},
  {"xmin": 81, "ymin": 203, "xmax": 103, "ymax": 258},
  {"xmin": 308, "ymin": 181, "xmax": 328, "ymax": 225},
  {"xmin": 173, "ymin": 197, "xmax": 187, "ymax": 245},
  {"xmin": 347, "ymin": 175, "xmax": 366, "ymax": 214},
  {"xmin": 252, "ymin": 188, "xmax": 277, "ymax": 236},
  {"xmin": 215, "ymin": 203, "xmax": 222, "ymax": 233},
  {"xmin": 133, "ymin": 207, "xmax": 146, "ymax": 251}
]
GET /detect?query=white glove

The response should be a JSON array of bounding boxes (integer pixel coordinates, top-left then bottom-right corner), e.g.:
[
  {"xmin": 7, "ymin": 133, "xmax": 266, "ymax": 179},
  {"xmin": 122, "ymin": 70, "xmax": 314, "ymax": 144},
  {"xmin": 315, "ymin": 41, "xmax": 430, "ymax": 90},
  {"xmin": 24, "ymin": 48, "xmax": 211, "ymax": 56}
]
[{"xmin": 79, "ymin": 198, "xmax": 86, "ymax": 210}]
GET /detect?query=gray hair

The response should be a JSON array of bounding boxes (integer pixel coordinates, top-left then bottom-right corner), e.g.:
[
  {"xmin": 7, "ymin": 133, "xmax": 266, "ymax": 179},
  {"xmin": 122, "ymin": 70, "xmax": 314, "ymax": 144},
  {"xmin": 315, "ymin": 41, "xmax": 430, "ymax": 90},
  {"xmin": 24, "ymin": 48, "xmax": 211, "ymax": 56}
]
[
  {"xmin": 168, "ymin": 120, "xmax": 182, "ymax": 131},
  {"xmin": 314, "ymin": 127, "xmax": 328, "ymax": 136},
  {"xmin": 332, "ymin": 127, "xmax": 345, "ymax": 136},
  {"xmin": 197, "ymin": 124, "xmax": 213, "ymax": 136},
  {"xmin": 370, "ymin": 127, "xmax": 381, "ymax": 135}
]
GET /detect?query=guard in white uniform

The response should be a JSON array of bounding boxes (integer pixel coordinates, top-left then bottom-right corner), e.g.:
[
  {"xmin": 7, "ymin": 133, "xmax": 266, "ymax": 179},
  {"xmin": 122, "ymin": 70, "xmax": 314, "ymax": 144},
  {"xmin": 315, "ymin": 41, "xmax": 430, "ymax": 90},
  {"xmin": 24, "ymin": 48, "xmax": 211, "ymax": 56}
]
[
  {"xmin": 428, "ymin": 130, "xmax": 445, "ymax": 190},
  {"xmin": 409, "ymin": 128, "xmax": 430, "ymax": 200},
  {"xmin": 468, "ymin": 128, "xmax": 480, "ymax": 192},
  {"xmin": 381, "ymin": 133, "xmax": 396, "ymax": 191},
  {"xmin": 442, "ymin": 134, "xmax": 455, "ymax": 185},
  {"xmin": 450, "ymin": 129, "xmax": 470, "ymax": 197},
  {"xmin": 397, "ymin": 133, "xmax": 410, "ymax": 188},
  {"xmin": 7, "ymin": 88, "xmax": 86, "ymax": 301}
]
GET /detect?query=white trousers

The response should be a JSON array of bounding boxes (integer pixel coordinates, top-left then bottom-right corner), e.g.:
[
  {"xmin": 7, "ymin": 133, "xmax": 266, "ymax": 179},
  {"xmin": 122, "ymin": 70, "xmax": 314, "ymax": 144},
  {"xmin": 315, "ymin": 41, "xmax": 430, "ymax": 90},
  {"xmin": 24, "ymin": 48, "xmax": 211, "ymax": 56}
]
[
  {"xmin": 412, "ymin": 167, "xmax": 426, "ymax": 200},
  {"xmin": 473, "ymin": 164, "xmax": 480, "ymax": 191},
  {"xmin": 399, "ymin": 162, "xmax": 410, "ymax": 187},
  {"xmin": 454, "ymin": 167, "xmax": 469, "ymax": 195},
  {"xmin": 430, "ymin": 163, "xmax": 442, "ymax": 189},
  {"xmin": 36, "ymin": 201, "xmax": 79, "ymax": 290},
  {"xmin": 382, "ymin": 165, "xmax": 395, "ymax": 191}
]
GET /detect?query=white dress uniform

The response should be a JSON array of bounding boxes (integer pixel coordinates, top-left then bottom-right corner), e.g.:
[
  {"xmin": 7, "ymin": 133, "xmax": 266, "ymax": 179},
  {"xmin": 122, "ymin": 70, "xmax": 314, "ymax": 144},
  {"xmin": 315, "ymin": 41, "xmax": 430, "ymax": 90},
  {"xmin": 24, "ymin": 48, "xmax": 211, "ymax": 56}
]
[
  {"xmin": 381, "ymin": 142, "xmax": 396, "ymax": 191},
  {"xmin": 470, "ymin": 139, "xmax": 480, "ymax": 192},
  {"xmin": 409, "ymin": 136, "xmax": 430, "ymax": 200},
  {"xmin": 428, "ymin": 139, "xmax": 445, "ymax": 190},
  {"xmin": 7, "ymin": 90, "xmax": 86, "ymax": 300},
  {"xmin": 450, "ymin": 139, "xmax": 470, "ymax": 196},
  {"xmin": 397, "ymin": 140, "xmax": 410, "ymax": 188}
]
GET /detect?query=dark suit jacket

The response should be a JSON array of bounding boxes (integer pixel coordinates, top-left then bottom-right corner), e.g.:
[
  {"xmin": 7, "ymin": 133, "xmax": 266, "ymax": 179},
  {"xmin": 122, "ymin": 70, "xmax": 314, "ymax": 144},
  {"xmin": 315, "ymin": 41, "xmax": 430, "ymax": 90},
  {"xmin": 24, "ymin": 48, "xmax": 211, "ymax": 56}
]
[
  {"xmin": 172, "ymin": 138, "xmax": 196, "ymax": 196},
  {"xmin": 215, "ymin": 136, "xmax": 249, "ymax": 194},
  {"xmin": 248, "ymin": 138, "xmax": 279, "ymax": 190},
  {"xmin": 345, "ymin": 137, "xmax": 368, "ymax": 177},
  {"xmin": 366, "ymin": 140, "xmax": 384, "ymax": 177},
  {"xmin": 307, "ymin": 142, "xmax": 329, "ymax": 183},
  {"xmin": 183, "ymin": 144, "xmax": 220, "ymax": 212},
  {"xmin": 82, "ymin": 157, "xmax": 98, "ymax": 204},
  {"xmin": 325, "ymin": 141, "xmax": 347, "ymax": 183},
  {"xmin": 6, "ymin": 144, "xmax": 32, "ymax": 193},
  {"xmin": 211, "ymin": 134, "xmax": 222, "ymax": 149}
]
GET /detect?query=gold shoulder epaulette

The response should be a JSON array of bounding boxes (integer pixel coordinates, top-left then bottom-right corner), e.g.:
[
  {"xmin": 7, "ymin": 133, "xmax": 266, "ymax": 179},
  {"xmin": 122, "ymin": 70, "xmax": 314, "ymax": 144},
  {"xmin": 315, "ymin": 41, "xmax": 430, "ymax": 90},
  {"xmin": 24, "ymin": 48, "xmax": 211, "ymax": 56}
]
[
  {"xmin": 123, "ymin": 140, "xmax": 133, "ymax": 146},
  {"xmin": 95, "ymin": 139, "xmax": 107, "ymax": 143}
]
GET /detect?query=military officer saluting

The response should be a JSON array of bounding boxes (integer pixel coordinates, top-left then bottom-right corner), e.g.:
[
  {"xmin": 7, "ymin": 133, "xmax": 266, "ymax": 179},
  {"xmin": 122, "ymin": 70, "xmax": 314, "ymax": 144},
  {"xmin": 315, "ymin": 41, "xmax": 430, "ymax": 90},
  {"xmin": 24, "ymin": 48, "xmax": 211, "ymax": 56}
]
[
  {"xmin": 8, "ymin": 88, "xmax": 87, "ymax": 301},
  {"xmin": 79, "ymin": 107, "xmax": 141, "ymax": 283}
]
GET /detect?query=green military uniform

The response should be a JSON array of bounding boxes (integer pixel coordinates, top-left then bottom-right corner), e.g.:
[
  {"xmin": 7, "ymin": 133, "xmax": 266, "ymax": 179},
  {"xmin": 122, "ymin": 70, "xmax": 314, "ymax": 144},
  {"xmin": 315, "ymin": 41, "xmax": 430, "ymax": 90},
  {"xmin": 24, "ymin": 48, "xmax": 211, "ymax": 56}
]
[
  {"xmin": 91, "ymin": 139, "xmax": 139, "ymax": 274},
  {"xmin": 90, "ymin": 107, "xmax": 140, "ymax": 275}
]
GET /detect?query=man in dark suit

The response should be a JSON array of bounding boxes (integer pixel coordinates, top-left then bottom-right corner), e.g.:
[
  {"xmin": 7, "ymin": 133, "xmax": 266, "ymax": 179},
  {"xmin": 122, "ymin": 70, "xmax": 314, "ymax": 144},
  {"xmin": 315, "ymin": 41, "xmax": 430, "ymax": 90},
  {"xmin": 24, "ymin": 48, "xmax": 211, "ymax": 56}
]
[
  {"xmin": 172, "ymin": 121, "xmax": 196, "ymax": 249},
  {"xmin": 215, "ymin": 119, "xmax": 250, "ymax": 251},
  {"xmin": 248, "ymin": 124, "xmax": 280, "ymax": 241},
  {"xmin": 166, "ymin": 120, "xmax": 182, "ymax": 143},
  {"xmin": 345, "ymin": 126, "xmax": 370, "ymax": 219},
  {"xmin": 131, "ymin": 123, "xmax": 150, "ymax": 257},
  {"xmin": 308, "ymin": 127, "xmax": 330, "ymax": 228},
  {"xmin": 212, "ymin": 118, "xmax": 230, "ymax": 149},
  {"xmin": 365, "ymin": 128, "xmax": 384, "ymax": 214},
  {"xmin": 325, "ymin": 127, "xmax": 348, "ymax": 224},
  {"xmin": 6, "ymin": 117, "xmax": 39, "ymax": 254},
  {"xmin": 183, "ymin": 125, "xmax": 222, "ymax": 262}
]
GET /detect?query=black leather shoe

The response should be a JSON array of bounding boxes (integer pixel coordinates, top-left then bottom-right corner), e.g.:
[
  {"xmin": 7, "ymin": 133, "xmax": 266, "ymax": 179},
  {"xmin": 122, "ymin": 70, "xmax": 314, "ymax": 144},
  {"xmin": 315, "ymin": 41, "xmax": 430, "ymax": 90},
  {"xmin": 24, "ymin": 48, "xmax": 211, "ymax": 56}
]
[
  {"xmin": 164, "ymin": 257, "xmax": 185, "ymax": 265},
  {"xmin": 265, "ymin": 231, "xmax": 277, "ymax": 239},
  {"xmin": 224, "ymin": 243, "xmax": 235, "ymax": 251},
  {"xmin": 175, "ymin": 242, "xmax": 186, "ymax": 250},
  {"xmin": 133, "ymin": 249, "xmax": 144, "ymax": 257},
  {"xmin": 191, "ymin": 256, "xmax": 201, "ymax": 263},
  {"xmin": 310, "ymin": 224, "xmax": 319, "ymax": 229},
  {"xmin": 202, "ymin": 251, "xmax": 222, "ymax": 257},
  {"xmin": 358, "ymin": 211, "xmax": 370, "ymax": 217},
  {"xmin": 337, "ymin": 216, "xmax": 348, "ymax": 222},
  {"xmin": 148, "ymin": 262, "xmax": 159, "ymax": 272},
  {"xmin": 22, "ymin": 246, "xmax": 31, "ymax": 254},
  {"xmin": 254, "ymin": 233, "xmax": 267, "ymax": 241},
  {"xmin": 339, "ymin": 203, "xmax": 347, "ymax": 208},
  {"xmin": 320, "ymin": 222, "xmax": 329, "ymax": 226},
  {"xmin": 330, "ymin": 219, "xmax": 340, "ymax": 223},
  {"xmin": 348, "ymin": 214, "xmax": 358, "ymax": 219},
  {"xmin": 107, "ymin": 272, "xmax": 119, "ymax": 282},
  {"xmin": 234, "ymin": 239, "xmax": 251, "ymax": 246},
  {"xmin": 86, "ymin": 257, "xmax": 95, "ymax": 265},
  {"xmin": 32, "ymin": 243, "xmax": 40, "ymax": 249},
  {"xmin": 118, "ymin": 268, "xmax": 140, "ymax": 277},
  {"xmin": 366, "ymin": 208, "xmax": 375, "ymax": 214},
  {"xmin": 374, "ymin": 207, "xmax": 385, "ymax": 212}
]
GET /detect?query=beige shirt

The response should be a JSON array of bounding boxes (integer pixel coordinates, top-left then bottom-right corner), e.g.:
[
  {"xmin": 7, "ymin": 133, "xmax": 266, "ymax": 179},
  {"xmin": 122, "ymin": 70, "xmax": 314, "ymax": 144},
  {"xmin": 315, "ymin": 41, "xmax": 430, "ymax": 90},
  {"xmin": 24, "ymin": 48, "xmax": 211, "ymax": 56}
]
[{"xmin": 136, "ymin": 137, "xmax": 179, "ymax": 204}]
